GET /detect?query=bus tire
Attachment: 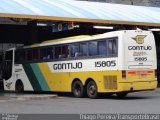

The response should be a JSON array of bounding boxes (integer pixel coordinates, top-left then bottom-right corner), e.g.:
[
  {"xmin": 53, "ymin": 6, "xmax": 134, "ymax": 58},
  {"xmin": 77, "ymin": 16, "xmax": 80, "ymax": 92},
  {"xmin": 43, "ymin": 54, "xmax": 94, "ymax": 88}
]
[
  {"xmin": 87, "ymin": 81, "xmax": 98, "ymax": 99},
  {"xmin": 116, "ymin": 92, "xmax": 128, "ymax": 98},
  {"xmin": 15, "ymin": 80, "xmax": 24, "ymax": 93},
  {"xmin": 72, "ymin": 80, "xmax": 85, "ymax": 98}
]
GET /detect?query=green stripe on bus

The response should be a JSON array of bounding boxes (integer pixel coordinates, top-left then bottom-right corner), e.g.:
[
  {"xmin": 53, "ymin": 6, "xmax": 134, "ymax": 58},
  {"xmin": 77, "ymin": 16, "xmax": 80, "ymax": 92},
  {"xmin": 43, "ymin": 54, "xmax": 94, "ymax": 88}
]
[
  {"xmin": 30, "ymin": 64, "xmax": 50, "ymax": 91},
  {"xmin": 22, "ymin": 64, "xmax": 42, "ymax": 91}
]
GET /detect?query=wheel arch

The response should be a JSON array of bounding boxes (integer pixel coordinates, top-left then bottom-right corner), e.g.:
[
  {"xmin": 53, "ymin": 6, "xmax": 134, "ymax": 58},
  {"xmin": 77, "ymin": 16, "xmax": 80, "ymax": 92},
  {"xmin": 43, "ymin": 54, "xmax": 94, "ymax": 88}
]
[
  {"xmin": 15, "ymin": 79, "xmax": 23, "ymax": 85},
  {"xmin": 15, "ymin": 79, "xmax": 24, "ymax": 91}
]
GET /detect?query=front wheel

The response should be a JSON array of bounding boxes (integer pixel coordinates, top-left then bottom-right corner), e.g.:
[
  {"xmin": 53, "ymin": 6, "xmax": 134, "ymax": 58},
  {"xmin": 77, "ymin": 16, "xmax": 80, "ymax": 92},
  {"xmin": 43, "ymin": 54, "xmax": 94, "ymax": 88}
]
[
  {"xmin": 87, "ymin": 81, "xmax": 98, "ymax": 99},
  {"xmin": 15, "ymin": 80, "xmax": 24, "ymax": 93}
]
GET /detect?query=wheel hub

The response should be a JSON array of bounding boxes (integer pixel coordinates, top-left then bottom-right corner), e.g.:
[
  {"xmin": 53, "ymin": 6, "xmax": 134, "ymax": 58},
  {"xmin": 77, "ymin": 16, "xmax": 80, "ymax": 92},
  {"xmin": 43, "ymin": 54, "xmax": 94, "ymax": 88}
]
[{"xmin": 89, "ymin": 85, "xmax": 96, "ymax": 95}]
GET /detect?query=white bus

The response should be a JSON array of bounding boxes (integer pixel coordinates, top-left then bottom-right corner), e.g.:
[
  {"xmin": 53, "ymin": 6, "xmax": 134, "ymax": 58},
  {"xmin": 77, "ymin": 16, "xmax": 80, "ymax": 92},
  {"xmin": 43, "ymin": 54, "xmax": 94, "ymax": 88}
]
[{"xmin": 2, "ymin": 30, "xmax": 157, "ymax": 98}]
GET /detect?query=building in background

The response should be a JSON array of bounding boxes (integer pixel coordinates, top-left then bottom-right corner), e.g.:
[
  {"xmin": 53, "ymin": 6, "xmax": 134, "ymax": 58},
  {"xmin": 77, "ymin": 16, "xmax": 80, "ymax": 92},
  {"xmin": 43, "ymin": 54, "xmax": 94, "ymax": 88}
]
[{"xmin": 80, "ymin": 0, "xmax": 160, "ymax": 7}]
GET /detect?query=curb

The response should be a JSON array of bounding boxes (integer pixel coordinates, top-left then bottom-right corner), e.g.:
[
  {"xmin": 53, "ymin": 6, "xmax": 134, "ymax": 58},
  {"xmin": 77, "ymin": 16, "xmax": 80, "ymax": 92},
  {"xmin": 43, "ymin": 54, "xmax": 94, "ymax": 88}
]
[{"xmin": 10, "ymin": 94, "xmax": 57, "ymax": 101}]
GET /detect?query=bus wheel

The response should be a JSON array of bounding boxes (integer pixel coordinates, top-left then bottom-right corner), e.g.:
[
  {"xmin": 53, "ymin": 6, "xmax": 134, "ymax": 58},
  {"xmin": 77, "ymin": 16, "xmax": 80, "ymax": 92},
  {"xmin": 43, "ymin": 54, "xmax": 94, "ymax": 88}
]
[
  {"xmin": 116, "ymin": 92, "xmax": 128, "ymax": 98},
  {"xmin": 87, "ymin": 81, "xmax": 98, "ymax": 99},
  {"xmin": 72, "ymin": 81, "xmax": 84, "ymax": 98},
  {"xmin": 15, "ymin": 80, "xmax": 24, "ymax": 93}
]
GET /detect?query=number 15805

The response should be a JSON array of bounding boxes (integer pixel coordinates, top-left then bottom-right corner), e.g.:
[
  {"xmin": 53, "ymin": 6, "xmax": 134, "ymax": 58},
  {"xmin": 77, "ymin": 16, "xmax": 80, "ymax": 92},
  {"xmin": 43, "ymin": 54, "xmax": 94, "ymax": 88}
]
[{"xmin": 95, "ymin": 60, "xmax": 116, "ymax": 67}]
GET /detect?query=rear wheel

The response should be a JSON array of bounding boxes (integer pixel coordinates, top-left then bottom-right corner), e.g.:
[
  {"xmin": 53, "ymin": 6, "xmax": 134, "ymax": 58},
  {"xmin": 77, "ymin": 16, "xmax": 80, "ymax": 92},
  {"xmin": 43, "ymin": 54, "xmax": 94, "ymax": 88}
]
[
  {"xmin": 87, "ymin": 81, "xmax": 98, "ymax": 99},
  {"xmin": 15, "ymin": 80, "xmax": 24, "ymax": 93},
  {"xmin": 116, "ymin": 92, "xmax": 128, "ymax": 98},
  {"xmin": 72, "ymin": 81, "xmax": 85, "ymax": 98}
]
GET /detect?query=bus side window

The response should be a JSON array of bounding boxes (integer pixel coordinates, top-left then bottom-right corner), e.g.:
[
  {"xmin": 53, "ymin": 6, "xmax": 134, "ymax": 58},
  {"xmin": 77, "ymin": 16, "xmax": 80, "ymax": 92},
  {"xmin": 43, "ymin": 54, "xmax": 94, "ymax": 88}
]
[
  {"xmin": 62, "ymin": 45, "xmax": 69, "ymax": 58},
  {"xmin": 98, "ymin": 40, "xmax": 107, "ymax": 56},
  {"xmin": 33, "ymin": 49, "xmax": 39, "ymax": 61},
  {"xmin": 47, "ymin": 47, "xmax": 54, "ymax": 60},
  {"xmin": 80, "ymin": 43, "xmax": 88, "ymax": 57},
  {"xmin": 40, "ymin": 48, "xmax": 47, "ymax": 60},
  {"xmin": 70, "ymin": 44, "xmax": 79, "ymax": 58},
  {"xmin": 108, "ymin": 38, "xmax": 118, "ymax": 57},
  {"xmin": 27, "ymin": 50, "xmax": 33, "ymax": 61},
  {"xmin": 55, "ymin": 46, "xmax": 61, "ymax": 59},
  {"xmin": 89, "ymin": 41, "xmax": 98, "ymax": 56}
]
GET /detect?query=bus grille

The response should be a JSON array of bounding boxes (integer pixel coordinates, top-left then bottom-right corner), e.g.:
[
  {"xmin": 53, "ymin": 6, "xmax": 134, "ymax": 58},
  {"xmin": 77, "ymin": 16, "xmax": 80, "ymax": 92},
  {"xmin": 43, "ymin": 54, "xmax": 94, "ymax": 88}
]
[{"xmin": 104, "ymin": 76, "xmax": 117, "ymax": 90}]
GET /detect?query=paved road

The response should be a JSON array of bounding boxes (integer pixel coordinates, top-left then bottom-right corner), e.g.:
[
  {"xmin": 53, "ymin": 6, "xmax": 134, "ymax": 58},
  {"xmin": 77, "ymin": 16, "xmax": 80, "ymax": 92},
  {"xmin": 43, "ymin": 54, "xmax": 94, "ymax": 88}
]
[{"xmin": 0, "ymin": 89, "xmax": 160, "ymax": 114}]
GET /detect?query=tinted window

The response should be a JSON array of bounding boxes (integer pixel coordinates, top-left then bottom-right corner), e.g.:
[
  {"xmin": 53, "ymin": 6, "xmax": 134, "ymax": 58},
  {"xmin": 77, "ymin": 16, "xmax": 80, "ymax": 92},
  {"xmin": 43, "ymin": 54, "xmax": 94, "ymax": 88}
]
[
  {"xmin": 15, "ymin": 50, "xmax": 25, "ymax": 62},
  {"xmin": 108, "ymin": 38, "xmax": 118, "ymax": 57},
  {"xmin": 61, "ymin": 45, "xmax": 69, "ymax": 58},
  {"xmin": 89, "ymin": 41, "xmax": 98, "ymax": 56},
  {"xmin": 80, "ymin": 43, "xmax": 88, "ymax": 57},
  {"xmin": 55, "ymin": 46, "xmax": 61, "ymax": 59},
  {"xmin": 40, "ymin": 48, "xmax": 47, "ymax": 60},
  {"xmin": 46, "ymin": 47, "xmax": 54, "ymax": 60},
  {"xmin": 27, "ymin": 50, "xmax": 33, "ymax": 61},
  {"xmin": 70, "ymin": 44, "xmax": 79, "ymax": 57},
  {"xmin": 98, "ymin": 40, "xmax": 107, "ymax": 55},
  {"xmin": 33, "ymin": 49, "xmax": 39, "ymax": 61}
]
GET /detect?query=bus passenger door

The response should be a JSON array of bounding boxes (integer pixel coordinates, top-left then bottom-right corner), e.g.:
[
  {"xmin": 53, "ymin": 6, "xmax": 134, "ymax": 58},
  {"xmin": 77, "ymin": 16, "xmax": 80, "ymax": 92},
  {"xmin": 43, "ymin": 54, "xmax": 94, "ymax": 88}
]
[
  {"xmin": 0, "ymin": 53, "xmax": 3, "ymax": 80},
  {"xmin": 0, "ymin": 53, "xmax": 4, "ymax": 90},
  {"xmin": 2, "ymin": 50, "xmax": 14, "ymax": 90}
]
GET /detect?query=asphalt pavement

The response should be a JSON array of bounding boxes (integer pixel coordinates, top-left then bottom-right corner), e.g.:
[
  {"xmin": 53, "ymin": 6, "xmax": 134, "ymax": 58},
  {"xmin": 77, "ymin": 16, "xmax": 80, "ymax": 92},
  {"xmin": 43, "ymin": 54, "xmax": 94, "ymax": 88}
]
[{"xmin": 0, "ymin": 89, "xmax": 160, "ymax": 114}]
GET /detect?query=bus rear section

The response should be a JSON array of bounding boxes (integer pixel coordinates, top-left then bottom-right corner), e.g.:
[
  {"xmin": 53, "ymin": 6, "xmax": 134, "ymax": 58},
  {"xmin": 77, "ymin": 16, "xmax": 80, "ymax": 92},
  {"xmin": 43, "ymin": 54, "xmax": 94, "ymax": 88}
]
[{"xmin": 119, "ymin": 30, "xmax": 157, "ymax": 92}]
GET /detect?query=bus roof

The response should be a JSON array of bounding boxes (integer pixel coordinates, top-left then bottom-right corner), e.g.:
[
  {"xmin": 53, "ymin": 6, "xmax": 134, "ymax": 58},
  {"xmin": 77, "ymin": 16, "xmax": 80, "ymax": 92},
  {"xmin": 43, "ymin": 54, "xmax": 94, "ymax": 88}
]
[
  {"xmin": 19, "ymin": 30, "xmax": 151, "ymax": 49},
  {"xmin": 23, "ymin": 35, "xmax": 93, "ymax": 49}
]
